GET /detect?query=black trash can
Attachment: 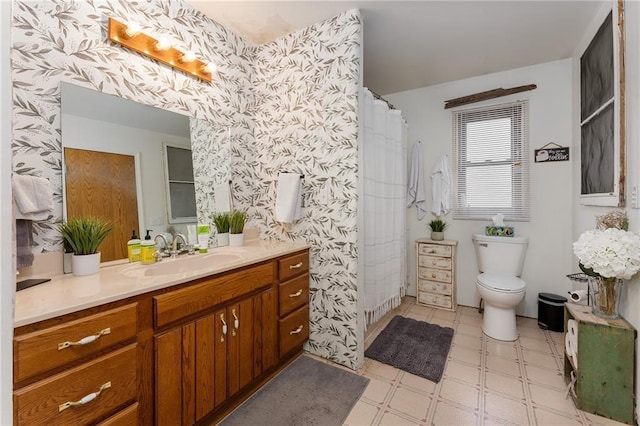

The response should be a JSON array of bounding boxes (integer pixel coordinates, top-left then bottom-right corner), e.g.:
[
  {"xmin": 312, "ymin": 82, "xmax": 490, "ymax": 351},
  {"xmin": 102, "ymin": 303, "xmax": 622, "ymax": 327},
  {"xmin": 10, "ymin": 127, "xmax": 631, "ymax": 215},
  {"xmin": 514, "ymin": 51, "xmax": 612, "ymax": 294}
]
[{"xmin": 537, "ymin": 292, "xmax": 567, "ymax": 332}]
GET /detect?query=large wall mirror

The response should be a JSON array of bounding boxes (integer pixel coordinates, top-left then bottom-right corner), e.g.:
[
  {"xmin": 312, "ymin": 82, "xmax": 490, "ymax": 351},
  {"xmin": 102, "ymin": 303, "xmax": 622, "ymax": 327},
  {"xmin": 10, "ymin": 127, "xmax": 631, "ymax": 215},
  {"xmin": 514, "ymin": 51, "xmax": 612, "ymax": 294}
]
[{"xmin": 61, "ymin": 82, "xmax": 227, "ymax": 262}]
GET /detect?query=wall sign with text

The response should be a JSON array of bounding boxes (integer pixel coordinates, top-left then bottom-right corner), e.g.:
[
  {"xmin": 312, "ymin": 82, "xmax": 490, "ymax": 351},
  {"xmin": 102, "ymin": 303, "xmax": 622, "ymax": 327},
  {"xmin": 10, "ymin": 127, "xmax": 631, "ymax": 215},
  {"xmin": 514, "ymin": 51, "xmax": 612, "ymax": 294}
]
[{"xmin": 534, "ymin": 144, "xmax": 570, "ymax": 163}]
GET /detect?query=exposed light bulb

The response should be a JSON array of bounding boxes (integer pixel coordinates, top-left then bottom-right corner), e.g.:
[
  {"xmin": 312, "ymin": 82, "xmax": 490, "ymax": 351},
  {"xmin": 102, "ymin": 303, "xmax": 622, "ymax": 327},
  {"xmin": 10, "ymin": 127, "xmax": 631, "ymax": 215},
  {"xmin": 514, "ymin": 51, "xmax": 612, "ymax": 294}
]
[
  {"xmin": 155, "ymin": 37, "xmax": 171, "ymax": 51},
  {"xmin": 202, "ymin": 62, "xmax": 217, "ymax": 74},
  {"xmin": 180, "ymin": 50, "xmax": 196, "ymax": 63},
  {"xmin": 124, "ymin": 21, "xmax": 142, "ymax": 38}
]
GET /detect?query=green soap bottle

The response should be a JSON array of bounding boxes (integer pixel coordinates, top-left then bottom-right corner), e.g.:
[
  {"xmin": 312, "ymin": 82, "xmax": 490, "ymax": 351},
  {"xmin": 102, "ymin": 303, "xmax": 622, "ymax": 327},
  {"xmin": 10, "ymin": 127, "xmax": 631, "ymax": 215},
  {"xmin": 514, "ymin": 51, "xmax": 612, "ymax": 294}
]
[
  {"xmin": 127, "ymin": 230, "xmax": 141, "ymax": 262},
  {"xmin": 140, "ymin": 230, "xmax": 156, "ymax": 264}
]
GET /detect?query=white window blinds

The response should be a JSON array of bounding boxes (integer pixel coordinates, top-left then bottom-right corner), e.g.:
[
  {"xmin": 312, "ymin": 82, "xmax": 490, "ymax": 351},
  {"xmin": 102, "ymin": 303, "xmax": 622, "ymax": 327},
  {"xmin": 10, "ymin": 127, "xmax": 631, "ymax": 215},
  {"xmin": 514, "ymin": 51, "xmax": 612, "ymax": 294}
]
[{"xmin": 452, "ymin": 100, "xmax": 530, "ymax": 221}]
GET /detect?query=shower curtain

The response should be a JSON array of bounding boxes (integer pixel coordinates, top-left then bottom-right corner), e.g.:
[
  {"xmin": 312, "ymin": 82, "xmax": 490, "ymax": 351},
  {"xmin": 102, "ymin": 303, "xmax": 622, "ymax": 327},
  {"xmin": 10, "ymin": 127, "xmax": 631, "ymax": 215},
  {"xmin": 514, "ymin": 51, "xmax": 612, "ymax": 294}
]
[{"xmin": 362, "ymin": 88, "xmax": 408, "ymax": 326}]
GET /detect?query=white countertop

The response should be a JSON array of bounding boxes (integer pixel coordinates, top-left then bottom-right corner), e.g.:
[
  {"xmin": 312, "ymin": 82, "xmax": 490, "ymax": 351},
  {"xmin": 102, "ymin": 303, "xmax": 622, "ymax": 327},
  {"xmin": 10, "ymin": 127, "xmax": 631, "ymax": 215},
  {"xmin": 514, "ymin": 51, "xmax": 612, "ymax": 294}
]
[{"xmin": 14, "ymin": 239, "xmax": 310, "ymax": 327}]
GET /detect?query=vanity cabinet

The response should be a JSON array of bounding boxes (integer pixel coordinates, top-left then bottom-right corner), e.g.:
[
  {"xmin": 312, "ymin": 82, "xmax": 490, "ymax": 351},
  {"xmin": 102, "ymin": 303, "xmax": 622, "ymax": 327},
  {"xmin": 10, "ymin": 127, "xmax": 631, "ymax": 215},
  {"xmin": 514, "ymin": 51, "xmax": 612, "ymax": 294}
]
[
  {"xmin": 415, "ymin": 238, "xmax": 458, "ymax": 311},
  {"xmin": 13, "ymin": 304, "xmax": 139, "ymax": 426},
  {"xmin": 563, "ymin": 303, "xmax": 636, "ymax": 425},
  {"xmin": 13, "ymin": 246, "xmax": 309, "ymax": 426}
]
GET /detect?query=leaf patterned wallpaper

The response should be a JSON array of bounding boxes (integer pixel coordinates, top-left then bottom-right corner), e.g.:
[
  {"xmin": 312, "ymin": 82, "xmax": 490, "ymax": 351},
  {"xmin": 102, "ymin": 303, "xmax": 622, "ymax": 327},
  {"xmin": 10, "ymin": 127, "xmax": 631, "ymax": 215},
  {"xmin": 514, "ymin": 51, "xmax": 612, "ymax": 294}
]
[{"xmin": 11, "ymin": 0, "xmax": 362, "ymax": 368}]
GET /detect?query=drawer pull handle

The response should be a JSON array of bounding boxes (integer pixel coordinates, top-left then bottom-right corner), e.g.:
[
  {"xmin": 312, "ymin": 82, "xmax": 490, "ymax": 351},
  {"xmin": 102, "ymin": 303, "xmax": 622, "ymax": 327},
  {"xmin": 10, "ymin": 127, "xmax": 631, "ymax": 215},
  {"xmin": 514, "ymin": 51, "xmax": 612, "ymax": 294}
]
[
  {"xmin": 58, "ymin": 328, "xmax": 111, "ymax": 350},
  {"xmin": 431, "ymin": 273, "xmax": 436, "ymax": 279},
  {"xmin": 290, "ymin": 325, "xmax": 304, "ymax": 335},
  {"xmin": 220, "ymin": 314, "xmax": 227, "ymax": 342},
  {"xmin": 289, "ymin": 262, "xmax": 303, "ymax": 270},
  {"xmin": 59, "ymin": 381, "xmax": 111, "ymax": 412},
  {"xmin": 232, "ymin": 309, "xmax": 239, "ymax": 336},
  {"xmin": 289, "ymin": 289, "xmax": 303, "ymax": 298}
]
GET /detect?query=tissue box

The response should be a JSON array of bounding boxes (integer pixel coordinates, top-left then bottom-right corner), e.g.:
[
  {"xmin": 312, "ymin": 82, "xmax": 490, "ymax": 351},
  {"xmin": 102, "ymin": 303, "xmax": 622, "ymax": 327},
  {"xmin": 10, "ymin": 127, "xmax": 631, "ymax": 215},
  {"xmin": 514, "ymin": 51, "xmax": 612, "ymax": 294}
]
[{"xmin": 485, "ymin": 226, "xmax": 514, "ymax": 237}]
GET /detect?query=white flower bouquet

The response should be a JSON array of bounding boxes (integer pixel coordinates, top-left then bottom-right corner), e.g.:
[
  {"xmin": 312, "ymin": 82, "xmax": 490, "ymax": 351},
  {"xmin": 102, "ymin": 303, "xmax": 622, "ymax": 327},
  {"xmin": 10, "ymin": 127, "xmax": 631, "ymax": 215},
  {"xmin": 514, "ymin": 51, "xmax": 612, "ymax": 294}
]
[{"xmin": 573, "ymin": 228, "xmax": 640, "ymax": 280}]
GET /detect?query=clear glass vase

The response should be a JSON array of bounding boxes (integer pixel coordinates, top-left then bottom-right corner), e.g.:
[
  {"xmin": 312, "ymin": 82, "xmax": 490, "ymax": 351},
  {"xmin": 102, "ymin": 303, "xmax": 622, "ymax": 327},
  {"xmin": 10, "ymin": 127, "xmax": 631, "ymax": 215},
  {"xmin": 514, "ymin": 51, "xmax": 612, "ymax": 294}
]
[{"xmin": 589, "ymin": 276, "xmax": 623, "ymax": 319}]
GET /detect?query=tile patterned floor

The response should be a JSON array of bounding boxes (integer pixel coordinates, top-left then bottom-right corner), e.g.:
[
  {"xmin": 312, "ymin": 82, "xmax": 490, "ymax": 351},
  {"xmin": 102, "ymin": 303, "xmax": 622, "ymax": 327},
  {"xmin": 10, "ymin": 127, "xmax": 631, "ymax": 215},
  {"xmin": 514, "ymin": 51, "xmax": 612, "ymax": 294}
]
[{"xmin": 343, "ymin": 297, "xmax": 627, "ymax": 426}]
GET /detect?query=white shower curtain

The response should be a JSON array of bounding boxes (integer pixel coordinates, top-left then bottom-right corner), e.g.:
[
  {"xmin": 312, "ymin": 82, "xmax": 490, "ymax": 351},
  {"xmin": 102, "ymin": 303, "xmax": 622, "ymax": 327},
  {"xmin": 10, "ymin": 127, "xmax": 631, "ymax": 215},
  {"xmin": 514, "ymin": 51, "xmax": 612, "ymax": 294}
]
[{"xmin": 363, "ymin": 88, "xmax": 407, "ymax": 326}]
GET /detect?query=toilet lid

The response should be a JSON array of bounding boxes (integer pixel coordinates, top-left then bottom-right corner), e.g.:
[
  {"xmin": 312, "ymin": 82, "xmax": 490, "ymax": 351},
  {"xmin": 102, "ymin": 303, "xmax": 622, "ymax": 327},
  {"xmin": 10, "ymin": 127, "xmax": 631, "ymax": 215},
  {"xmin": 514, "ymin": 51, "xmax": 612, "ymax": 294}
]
[{"xmin": 477, "ymin": 273, "xmax": 526, "ymax": 293}]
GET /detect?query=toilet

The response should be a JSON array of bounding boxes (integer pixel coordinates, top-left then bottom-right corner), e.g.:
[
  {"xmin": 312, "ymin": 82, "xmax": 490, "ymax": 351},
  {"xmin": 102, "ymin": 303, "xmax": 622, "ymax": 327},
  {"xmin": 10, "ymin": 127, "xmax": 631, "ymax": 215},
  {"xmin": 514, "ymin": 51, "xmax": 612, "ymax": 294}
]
[{"xmin": 472, "ymin": 234, "xmax": 529, "ymax": 341}]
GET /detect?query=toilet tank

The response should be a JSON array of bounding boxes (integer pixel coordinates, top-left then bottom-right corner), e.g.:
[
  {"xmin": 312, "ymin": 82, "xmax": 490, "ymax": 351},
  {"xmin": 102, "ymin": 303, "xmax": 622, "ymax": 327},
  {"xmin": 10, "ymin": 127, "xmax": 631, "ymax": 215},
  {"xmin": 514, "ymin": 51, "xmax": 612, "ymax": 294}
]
[{"xmin": 472, "ymin": 234, "xmax": 528, "ymax": 276}]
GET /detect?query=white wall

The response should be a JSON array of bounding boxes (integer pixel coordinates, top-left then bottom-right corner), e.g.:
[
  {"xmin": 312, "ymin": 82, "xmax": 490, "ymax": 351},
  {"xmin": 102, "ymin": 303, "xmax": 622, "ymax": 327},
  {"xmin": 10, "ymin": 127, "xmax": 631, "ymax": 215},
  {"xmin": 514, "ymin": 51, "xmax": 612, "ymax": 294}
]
[
  {"xmin": 571, "ymin": 1, "xmax": 640, "ymax": 421},
  {"xmin": 63, "ymin": 114, "xmax": 192, "ymax": 239},
  {"xmin": 388, "ymin": 59, "xmax": 574, "ymax": 318},
  {"xmin": 1, "ymin": 1, "xmax": 14, "ymax": 422}
]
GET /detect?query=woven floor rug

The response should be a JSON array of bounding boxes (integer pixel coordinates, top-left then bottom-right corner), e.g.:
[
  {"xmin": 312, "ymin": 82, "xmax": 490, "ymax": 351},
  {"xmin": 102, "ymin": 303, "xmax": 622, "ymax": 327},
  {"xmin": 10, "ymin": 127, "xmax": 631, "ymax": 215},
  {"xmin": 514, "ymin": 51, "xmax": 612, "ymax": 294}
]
[
  {"xmin": 220, "ymin": 355, "xmax": 369, "ymax": 426},
  {"xmin": 365, "ymin": 315, "xmax": 454, "ymax": 383}
]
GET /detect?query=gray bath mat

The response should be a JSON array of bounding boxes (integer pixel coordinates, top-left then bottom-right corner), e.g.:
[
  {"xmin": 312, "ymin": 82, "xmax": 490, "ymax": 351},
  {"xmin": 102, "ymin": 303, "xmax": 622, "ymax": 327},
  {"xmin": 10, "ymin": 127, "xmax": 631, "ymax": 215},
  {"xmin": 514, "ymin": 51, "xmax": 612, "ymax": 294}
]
[
  {"xmin": 220, "ymin": 355, "xmax": 369, "ymax": 426},
  {"xmin": 365, "ymin": 315, "xmax": 454, "ymax": 382}
]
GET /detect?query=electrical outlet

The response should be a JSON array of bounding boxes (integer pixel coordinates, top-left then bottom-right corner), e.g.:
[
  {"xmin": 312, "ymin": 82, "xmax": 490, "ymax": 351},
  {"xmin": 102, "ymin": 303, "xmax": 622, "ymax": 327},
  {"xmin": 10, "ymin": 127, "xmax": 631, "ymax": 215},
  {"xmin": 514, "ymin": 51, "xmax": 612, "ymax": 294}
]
[
  {"xmin": 632, "ymin": 186, "xmax": 640, "ymax": 209},
  {"xmin": 319, "ymin": 187, "xmax": 329, "ymax": 205}
]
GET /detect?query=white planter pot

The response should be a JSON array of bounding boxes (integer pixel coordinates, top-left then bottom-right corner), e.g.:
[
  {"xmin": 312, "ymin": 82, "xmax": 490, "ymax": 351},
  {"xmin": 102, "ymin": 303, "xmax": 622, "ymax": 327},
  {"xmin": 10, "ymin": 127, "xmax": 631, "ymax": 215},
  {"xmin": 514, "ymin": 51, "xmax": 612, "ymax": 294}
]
[
  {"xmin": 71, "ymin": 252, "xmax": 101, "ymax": 276},
  {"xmin": 431, "ymin": 231, "xmax": 444, "ymax": 241},
  {"xmin": 217, "ymin": 232, "xmax": 230, "ymax": 247},
  {"xmin": 229, "ymin": 233, "xmax": 244, "ymax": 247}
]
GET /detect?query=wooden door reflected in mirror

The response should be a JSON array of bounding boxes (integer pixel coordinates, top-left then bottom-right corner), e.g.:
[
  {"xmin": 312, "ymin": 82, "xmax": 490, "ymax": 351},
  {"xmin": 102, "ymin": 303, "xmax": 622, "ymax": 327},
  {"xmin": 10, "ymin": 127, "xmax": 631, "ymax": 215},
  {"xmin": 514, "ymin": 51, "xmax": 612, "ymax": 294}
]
[{"xmin": 64, "ymin": 148, "xmax": 139, "ymax": 262}]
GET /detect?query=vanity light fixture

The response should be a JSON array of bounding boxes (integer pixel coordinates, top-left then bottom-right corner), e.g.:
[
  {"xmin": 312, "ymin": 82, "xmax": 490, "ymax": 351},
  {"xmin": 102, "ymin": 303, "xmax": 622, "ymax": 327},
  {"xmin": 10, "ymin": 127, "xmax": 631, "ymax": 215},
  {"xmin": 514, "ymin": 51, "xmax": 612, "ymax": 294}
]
[
  {"xmin": 124, "ymin": 21, "xmax": 142, "ymax": 38},
  {"xmin": 107, "ymin": 17, "xmax": 212, "ymax": 83}
]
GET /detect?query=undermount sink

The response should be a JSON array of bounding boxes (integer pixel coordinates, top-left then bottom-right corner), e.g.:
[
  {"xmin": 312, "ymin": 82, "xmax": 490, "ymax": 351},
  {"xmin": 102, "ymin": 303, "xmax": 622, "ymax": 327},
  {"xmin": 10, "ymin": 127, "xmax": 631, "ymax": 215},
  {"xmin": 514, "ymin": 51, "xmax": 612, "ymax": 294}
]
[{"xmin": 123, "ymin": 253, "xmax": 243, "ymax": 277}]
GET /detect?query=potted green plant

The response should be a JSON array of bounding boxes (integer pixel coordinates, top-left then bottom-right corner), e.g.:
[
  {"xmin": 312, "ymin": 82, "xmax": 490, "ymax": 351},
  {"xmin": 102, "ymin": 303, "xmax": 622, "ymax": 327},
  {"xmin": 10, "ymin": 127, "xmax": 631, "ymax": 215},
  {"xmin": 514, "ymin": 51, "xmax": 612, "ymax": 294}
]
[
  {"xmin": 229, "ymin": 210, "xmax": 248, "ymax": 247},
  {"xmin": 58, "ymin": 216, "xmax": 113, "ymax": 276},
  {"xmin": 212, "ymin": 212, "xmax": 230, "ymax": 247},
  {"xmin": 428, "ymin": 218, "xmax": 447, "ymax": 241}
]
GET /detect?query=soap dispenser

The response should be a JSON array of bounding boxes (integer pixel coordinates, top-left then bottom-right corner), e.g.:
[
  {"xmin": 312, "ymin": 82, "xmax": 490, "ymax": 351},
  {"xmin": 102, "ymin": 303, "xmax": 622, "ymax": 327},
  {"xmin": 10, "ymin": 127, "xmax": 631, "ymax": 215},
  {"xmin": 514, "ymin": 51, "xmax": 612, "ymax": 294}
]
[
  {"xmin": 140, "ymin": 230, "xmax": 156, "ymax": 264},
  {"xmin": 127, "ymin": 230, "xmax": 141, "ymax": 262}
]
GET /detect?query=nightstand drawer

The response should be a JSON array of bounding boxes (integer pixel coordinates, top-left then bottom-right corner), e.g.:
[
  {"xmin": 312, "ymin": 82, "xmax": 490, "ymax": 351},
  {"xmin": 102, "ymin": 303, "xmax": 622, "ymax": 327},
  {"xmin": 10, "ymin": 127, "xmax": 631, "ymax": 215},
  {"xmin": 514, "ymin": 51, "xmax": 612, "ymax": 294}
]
[
  {"xmin": 418, "ymin": 267, "xmax": 451, "ymax": 283},
  {"xmin": 418, "ymin": 292, "xmax": 452, "ymax": 309},
  {"xmin": 418, "ymin": 279, "xmax": 452, "ymax": 296},
  {"xmin": 418, "ymin": 244, "xmax": 451, "ymax": 257},
  {"xmin": 418, "ymin": 255, "xmax": 452, "ymax": 270}
]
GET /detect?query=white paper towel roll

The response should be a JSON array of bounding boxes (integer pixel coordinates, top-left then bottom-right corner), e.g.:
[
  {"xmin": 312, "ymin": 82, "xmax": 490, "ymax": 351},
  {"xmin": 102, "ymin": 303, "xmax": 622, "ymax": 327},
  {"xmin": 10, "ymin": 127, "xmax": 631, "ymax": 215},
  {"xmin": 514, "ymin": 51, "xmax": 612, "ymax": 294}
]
[{"xmin": 568, "ymin": 290, "xmax": 588, "ymax": 303}]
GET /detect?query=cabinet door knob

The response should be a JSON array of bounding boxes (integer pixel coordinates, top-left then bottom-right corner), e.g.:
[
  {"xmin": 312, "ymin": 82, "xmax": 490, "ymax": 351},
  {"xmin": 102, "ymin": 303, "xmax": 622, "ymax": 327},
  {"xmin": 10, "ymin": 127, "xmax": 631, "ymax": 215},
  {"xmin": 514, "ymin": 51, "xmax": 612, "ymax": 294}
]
[
  {"xmin": 59, "ymin": 381, "xmax": 111, "ymax": 412},
  {"xmin": 289, "ymin": 289, "xmax": 303, "ymax": 298},
  {"xmin": 289, "ymin": 325, "xmax": 304, "ymax": 335},
  {"xmin": 58, "ymin": 328, "xmax": 111, "ymax": 350},
  {"xmin": 289, "ymin": 262, "xmax": 303, "ymax": 269}
]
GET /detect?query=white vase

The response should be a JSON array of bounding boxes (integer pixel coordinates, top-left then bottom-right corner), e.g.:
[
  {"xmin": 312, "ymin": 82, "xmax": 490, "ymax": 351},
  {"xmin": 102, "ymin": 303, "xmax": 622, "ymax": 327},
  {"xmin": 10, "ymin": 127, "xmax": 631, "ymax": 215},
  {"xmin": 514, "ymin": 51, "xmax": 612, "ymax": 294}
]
[
  {"xmin": 229, "ymin": 233, "xmax": 244, "ymax": 247},
  {"xmin": 71, "ymin": 252, "xmax": 101, "ymax": 276},
  {"xmin": 217, "ymin": 232, "xmax": 230, "ymax": 247}
]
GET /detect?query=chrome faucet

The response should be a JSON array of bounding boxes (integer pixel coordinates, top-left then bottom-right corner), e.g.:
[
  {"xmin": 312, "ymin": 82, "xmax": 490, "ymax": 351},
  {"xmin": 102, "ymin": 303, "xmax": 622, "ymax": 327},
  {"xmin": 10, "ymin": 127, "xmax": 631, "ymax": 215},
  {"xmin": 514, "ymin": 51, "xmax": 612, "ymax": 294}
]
[
  {"xmin": 171, "ymin": 233, "xmax": 189, "ymax": 258},
  {"xmin": 154, "ymin": 234, "xmax": 171, "ymax": 261}
]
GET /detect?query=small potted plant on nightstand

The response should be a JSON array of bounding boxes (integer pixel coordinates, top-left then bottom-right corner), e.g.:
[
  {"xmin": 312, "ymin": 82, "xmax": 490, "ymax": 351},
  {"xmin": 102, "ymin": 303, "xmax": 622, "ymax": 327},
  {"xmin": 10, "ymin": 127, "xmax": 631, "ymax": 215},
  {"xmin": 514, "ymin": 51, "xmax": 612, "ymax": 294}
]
[
  {"xmin": 428, "ymin": 218, "xmax": 447, "ymax": 241},
  {"xmin": 58, "ymin": 216, "xmax": 113, "ymax": 276},
  {"xmin": 229, "ymin": 210, "xmax": 248, "ymax": 247}
]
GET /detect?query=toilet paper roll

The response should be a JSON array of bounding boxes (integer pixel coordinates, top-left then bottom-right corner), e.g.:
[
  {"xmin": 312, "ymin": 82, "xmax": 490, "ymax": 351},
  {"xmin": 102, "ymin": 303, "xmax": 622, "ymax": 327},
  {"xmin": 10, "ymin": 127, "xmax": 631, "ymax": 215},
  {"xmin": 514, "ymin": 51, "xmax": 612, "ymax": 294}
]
[
  {"xmin": 567, "ymin": 319, "xmax": 579, "ymax": 367},
  {"xmin": 565, "ymin": 330, "xmax": 578, "ymax": 368},
  {"xmin": 568, "ymin": 290, "xmax": 588, "ymax": 303}
]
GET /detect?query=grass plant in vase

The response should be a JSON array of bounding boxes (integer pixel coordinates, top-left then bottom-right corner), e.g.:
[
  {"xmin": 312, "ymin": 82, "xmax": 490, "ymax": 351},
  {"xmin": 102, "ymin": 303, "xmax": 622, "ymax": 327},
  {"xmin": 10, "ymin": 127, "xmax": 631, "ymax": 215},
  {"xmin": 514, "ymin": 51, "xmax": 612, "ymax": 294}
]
[
  {"xmin": 428, "ymin": 218, "xmax": 447, "ymax": 241},
  {"xmin": 229, "ymin": 210, "xmax": 248, "ymax": 247},
  {"xmin": 212, "ymin": 212, "xmax": 230, "ymax": 247},
  {"xmin": 573, "ymin": 211, "xmax": 640, "ymax": 318},
  {"xmin": 58, "ymin": 216, "xmax": 113, "ymax": 276}
]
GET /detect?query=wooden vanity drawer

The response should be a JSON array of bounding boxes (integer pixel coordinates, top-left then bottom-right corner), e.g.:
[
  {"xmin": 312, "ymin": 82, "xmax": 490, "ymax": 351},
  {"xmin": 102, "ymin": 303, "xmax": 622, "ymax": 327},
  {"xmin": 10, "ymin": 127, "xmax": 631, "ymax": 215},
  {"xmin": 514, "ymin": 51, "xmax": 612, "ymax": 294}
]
[
  {"xmin": 14, "ymin": 344, "xmax": 137, "ymax": 426},
  {"xmin": 278, "ymin": 251, "xmax": 309, "ymax": 281},
  {"xmin": 418, "ymin": 255, "xmax": 452, "ymax": 270},
  {"xmin": 418, "ymin": 267, "xmax": 451, "ymax": 283},
  {"xmin": 14, "ymin": 303, "xmax": 138, "ymax": 383},
  {"xmin": 96, "ymin": 402, "xmax": 138, "ymax": 426},
  {"xmin": 279, "ymin": 274, "xmax": 309, "ymax": 317},
  {"xmin": 279, "ymin": 305, "xmax": 309, "ymax": 356},
  {"xmin": 418, "ymin": 244, "xmax": 451, "ymax": 257},
  {"xmin": 154, "ymin": 263, "xmax": 274, "ymax": 327}
]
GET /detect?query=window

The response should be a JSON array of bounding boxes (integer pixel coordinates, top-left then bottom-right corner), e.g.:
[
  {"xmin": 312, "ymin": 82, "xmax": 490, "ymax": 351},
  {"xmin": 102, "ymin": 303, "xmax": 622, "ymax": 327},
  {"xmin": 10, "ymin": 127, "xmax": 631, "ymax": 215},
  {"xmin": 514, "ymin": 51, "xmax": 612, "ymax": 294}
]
[
  {"xmin": 163, "ymin": 144, "xmax": 197, "ymax": 223},
  {"xmin": 452, "ymin": 100, "xmax": 529, "ymax": 220}
]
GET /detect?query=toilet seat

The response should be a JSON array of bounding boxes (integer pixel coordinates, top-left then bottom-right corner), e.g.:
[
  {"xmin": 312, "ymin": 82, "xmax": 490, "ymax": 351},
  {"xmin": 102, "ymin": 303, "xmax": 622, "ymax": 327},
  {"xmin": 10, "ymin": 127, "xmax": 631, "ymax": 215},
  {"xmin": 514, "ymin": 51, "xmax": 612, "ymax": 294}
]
[{"xmin": 477, "ymin": 272, "xmax": 525, "ymax": 293}]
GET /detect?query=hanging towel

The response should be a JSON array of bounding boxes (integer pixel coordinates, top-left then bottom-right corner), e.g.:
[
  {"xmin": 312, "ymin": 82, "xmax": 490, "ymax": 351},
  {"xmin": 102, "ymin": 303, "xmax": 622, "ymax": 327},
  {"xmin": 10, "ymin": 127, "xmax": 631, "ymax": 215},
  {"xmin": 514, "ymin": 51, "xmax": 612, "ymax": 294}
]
[
  {"xmin": 12, "ymin": 175, "xmax": 53, "ymax": 221},
  {"xmin": 275, "ymin": 173, "xmax": 302, "ymax": 223},
  {"xmin": 431, "ymin": 154, "xmax": 451, "ymax": 216},
  {"xmin": 406, "ymin": 141, "xmax": 427, "ymax": 220},
  {"xmin": 16, "ymin": 219, "xmax": 34, "ymax": 268},
  {"xmin": 214, "ymin": 181, "xmax": 232, "ymax": 212}
]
